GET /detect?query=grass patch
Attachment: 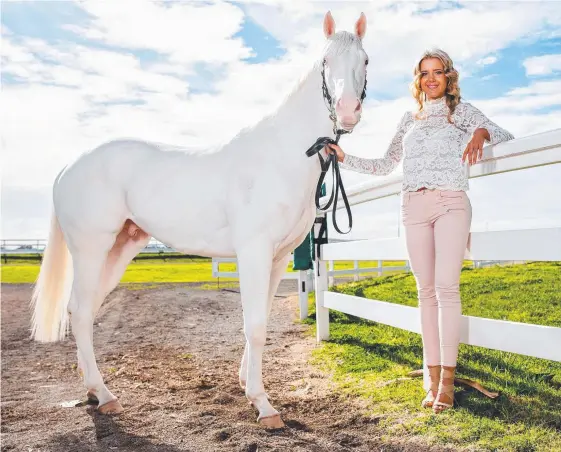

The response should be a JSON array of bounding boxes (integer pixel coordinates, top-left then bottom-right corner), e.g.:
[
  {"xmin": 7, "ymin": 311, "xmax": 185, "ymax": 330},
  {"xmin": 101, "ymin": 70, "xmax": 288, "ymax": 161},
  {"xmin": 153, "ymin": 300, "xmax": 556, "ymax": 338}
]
[
  {"xmin": 306, "ymin": 261, "xmax": 561, "ymax": 451},
  {"xmin": 1, "ymin": 257, "xmax": 404, "ymax": 285},
  {"xmin": 0, "ymin": 259, "xmax": 236, "ymax": 285}
]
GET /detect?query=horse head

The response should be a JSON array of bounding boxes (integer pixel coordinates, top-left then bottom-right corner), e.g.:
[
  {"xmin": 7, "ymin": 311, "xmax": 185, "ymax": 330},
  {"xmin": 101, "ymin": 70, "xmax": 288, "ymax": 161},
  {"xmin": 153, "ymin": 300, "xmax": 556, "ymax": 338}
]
[{"xmin": 321, "ymin": 11, "xmax": 368, "ymax": 133}]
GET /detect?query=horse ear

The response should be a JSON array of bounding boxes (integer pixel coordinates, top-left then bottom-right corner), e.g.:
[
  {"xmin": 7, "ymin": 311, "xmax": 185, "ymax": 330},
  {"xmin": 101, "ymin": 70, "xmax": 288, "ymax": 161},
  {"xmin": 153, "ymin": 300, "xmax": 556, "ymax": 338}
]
[
  {"xmin": 323, "ymin": 11, "xmax": 335, "ymax": 38},
  {"xmin": 355, "ymin": 12, "xmax": 367, "ymax": 39}
]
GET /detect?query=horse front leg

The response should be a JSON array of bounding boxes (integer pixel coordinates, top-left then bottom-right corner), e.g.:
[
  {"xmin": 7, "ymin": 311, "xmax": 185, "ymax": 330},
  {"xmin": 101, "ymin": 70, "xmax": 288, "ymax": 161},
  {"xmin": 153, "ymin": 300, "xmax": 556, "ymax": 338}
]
[
  {"xmin": 237, "ymin": 238, "xmax": 284, "ymax": 428},
  {"xmin": 239, "ymin": 253, "xmax": 291, "ymax": 390}
]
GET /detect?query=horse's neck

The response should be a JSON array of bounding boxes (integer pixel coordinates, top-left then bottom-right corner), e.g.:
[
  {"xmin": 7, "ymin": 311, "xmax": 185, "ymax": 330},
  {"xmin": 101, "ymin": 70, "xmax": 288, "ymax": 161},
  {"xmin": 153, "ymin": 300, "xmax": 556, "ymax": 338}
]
[
  {"xmin": 241, "ymin": 64, "xmax": 333, "ymax": 161},
  {"xmin": 272, "ymin": 65, "xmax": 333, "ymax": 143}
]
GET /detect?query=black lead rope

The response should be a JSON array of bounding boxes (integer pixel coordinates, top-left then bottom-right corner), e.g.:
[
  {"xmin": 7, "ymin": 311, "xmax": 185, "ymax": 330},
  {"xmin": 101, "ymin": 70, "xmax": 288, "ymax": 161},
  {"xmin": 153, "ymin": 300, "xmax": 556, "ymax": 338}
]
[
  {"xmin": 305, "ymin": 131, "xmax": 353, "ymax": 236},
  {"xmin": 306, "ymin": 58, "xmax": 366, "ymax": 261}
]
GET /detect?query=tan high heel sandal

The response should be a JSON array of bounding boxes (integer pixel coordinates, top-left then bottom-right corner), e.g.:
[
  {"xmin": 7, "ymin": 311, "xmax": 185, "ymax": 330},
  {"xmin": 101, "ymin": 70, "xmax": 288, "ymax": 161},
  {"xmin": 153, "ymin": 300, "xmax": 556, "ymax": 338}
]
[
  {"xmin": 433, "ymin": 366, "xmax": 456, "ymax": 413},
  {"xmin": 421, "ymin": 365, "xmax": 441, "ymax": 408}
]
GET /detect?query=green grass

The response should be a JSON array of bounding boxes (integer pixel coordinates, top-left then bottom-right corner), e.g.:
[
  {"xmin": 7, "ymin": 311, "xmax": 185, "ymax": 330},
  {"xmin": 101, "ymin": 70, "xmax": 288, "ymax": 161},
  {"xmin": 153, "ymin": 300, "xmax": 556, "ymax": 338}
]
[
  {"xmin": 304, "ymin": 261, "xmax": 561, "ymax": 451},
  {"xmin": 0, "ymin": 257, "xmax": 404, "ymax": 285}
]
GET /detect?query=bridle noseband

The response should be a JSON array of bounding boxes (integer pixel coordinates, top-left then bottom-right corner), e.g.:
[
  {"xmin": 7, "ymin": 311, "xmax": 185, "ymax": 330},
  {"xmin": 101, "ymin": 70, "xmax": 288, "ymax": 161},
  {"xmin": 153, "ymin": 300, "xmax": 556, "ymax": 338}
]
[{"xmin": 306, "ymin": 58, "xmax": 368, "ymax": 239}]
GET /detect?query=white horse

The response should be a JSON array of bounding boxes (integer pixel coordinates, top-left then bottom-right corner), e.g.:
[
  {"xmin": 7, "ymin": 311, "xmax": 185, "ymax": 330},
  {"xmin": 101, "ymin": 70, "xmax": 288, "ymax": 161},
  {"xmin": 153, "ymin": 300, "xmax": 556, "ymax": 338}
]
[{"xmin": 31, "ymin": 11, "xmax": 369, "ymax": 428}]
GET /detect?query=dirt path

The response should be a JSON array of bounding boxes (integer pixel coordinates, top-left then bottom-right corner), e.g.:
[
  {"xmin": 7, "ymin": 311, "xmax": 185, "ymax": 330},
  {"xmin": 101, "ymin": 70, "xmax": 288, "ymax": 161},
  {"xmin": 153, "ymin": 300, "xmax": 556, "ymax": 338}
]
[{"xmin": 1, "ymin": 283, "xmax": 428, "ymax": 452}]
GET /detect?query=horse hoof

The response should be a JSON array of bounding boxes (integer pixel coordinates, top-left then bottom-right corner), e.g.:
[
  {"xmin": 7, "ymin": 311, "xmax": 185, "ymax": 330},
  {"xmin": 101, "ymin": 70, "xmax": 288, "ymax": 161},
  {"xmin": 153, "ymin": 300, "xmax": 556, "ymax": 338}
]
[
  {"xmin": 258, "ymin": 414, "xmax": 285, "ymax": 429},
  {"xmin": 98, "ymin": 399, "xmax": 124, "ymax": 415},
  {"xmin": 86, "ymin": 390, "xmax": 99, "ymax": 403}
]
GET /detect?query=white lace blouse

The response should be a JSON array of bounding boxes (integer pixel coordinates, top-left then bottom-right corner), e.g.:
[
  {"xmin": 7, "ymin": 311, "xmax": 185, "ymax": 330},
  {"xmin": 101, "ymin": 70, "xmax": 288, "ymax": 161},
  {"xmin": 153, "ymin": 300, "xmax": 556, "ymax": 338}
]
[{"xmin": 341, "ymin": 97, "xmax": 514, "ymax": 192}]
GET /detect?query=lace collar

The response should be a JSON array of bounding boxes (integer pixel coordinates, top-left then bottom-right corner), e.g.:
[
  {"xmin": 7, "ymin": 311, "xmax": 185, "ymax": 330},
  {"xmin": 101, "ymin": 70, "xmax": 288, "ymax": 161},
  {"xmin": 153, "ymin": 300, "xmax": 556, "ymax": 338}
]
[{"xmin": 421, "ymin": 96, "xmax": 448, "ymax": 117}]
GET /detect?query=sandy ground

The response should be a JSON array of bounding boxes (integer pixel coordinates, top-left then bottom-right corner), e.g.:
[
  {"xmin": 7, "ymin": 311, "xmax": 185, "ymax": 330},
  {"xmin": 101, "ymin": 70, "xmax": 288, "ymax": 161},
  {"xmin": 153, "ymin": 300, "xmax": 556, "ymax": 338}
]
[{"xmin": 1, "ymin": 282, "xmax": 437, "ymax": 452}]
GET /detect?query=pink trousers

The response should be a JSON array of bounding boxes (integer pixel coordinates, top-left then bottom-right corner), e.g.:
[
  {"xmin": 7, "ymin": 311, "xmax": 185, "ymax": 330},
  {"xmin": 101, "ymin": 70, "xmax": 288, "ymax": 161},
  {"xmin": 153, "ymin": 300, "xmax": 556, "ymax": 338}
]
[{"xmin": 401, "ymin": 189, "xmax": 472, "ymax": 367}]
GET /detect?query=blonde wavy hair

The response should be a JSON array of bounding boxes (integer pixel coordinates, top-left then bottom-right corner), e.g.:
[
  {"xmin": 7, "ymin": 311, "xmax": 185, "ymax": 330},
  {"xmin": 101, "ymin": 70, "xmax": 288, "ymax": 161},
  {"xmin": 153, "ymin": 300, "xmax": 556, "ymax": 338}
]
[{"xmin": 410, "ymin": 49, "xmax": 461, "ymax": 122}]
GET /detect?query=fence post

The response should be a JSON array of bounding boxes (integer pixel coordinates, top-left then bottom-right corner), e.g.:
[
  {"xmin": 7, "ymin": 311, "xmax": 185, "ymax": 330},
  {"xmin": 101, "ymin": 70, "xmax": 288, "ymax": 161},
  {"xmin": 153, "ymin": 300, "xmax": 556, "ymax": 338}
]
[
  {"xmin": 313, "ymin": 215, "xmax": 330, "ymax": 342},
  {"xmin": 353, "ymin": 260, "xmax": 359, "ymax": 281},
  {"xmin": 314, "ymin": 259, "xmax": 329, "ymax": 341},
  {"xmin": 422, "ymin": 357, "xmax": 430, "ymax": 393},
  {"xmin": 298, "ymin": 270, "xmax": 309, "ymax": 321}
]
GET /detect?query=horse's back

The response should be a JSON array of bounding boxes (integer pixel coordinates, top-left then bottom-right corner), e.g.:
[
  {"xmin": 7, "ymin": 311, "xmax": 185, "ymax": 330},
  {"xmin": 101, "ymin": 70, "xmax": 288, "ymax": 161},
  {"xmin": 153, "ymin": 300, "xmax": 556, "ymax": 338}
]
[
  {"xmin": 56, "ymin": 138, "xmax": 227, "ymax": 193},
  {"xmin": 52, "ymin": 139, "xmax": 222, "ymax": 233}
]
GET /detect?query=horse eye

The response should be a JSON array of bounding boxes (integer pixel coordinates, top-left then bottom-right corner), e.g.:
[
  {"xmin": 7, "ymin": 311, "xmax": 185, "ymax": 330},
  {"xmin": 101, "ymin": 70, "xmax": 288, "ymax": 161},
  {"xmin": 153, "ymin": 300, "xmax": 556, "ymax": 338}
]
[{"xmin": 365, "ymin": 59, "xmax": 369, "ymax": 66}]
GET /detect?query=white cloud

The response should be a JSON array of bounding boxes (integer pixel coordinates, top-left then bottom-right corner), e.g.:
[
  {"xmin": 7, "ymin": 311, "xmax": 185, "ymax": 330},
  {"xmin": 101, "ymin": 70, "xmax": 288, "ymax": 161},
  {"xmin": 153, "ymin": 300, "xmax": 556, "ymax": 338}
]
[
  {"xmin": 1, "ymin": 186, "xmax": 53, "ymax": 240},
  {"xmin": 508, "ymin": 79, "xmax": 561, "ymax": 96},
  {"xmin": 2, "ymin": 84, "xmax": 92, "ymax": 187},
  {"xmin": 66, "ymin": 0, "xmax": 252, "ymax": 64},
  {"xmin": 1, "ymin": 34, "xmax": 196, "ymax": 190},
  {"xmin": 472, "ymin": 80, "xmax": 561, "ymax": 131},
  {"xmin": 1, "ymin": 36, "xmax": 190, "ymax": 97},
  {"xmin": 477, "ymin": 55, "xmax": 497, "ymax": 66},
  {"xmin": 523, "ymin": 54, "xmax": 561, "ymax": 76}
]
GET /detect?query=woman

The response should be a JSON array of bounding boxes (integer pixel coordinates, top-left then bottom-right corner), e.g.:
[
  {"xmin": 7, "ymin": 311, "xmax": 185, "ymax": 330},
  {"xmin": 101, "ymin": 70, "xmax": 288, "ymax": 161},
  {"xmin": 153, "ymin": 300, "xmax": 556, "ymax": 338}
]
[{"xmin": 327, "ymin": 49, "xmax": 514, "ymax": 413}]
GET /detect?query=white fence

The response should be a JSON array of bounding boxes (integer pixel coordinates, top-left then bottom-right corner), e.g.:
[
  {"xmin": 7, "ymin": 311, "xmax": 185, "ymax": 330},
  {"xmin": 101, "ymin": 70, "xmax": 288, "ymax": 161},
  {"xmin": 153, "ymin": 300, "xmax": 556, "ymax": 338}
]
[
  {"xmin": 212, "ymin": 256, "xmax": 315, "ymax": 320},
  {"xmin": 211, "ymin": 256, "xmax": 411, "ymax": 319},
  {"xmin": 1, "ymin": 239, "xmax": 48, "ymax": 254},
  {"xmin": 0, "ymin": 238, "xmax": 177, "ymax": 255},
  {"xmin": 312, "ymin": 128, "xmax": 561, "ymax": 390},
  {"xmin": 326, "ymin": 259, "xmax": 410, "ymax": 287}
]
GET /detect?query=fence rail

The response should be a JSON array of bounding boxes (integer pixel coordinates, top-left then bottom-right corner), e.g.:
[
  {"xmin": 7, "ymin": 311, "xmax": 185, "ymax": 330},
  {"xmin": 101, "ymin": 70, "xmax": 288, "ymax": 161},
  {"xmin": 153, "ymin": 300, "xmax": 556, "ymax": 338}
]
[
  {"xmin": 211, "ymin": 257, "xmax": 415, "ymax": 315},
  {"xmin": 326, "ymin": 259, "xmax": 410, "ymax": 287},
  {"xmin": 312, "ymin": 128, "xmax": 561, "ymax": 390},
  {"xmin": 211, "ymin": 257, "xmax": 314, "ymax": 320},
  {"xmin": 0, "ymin": 238, "xmax": 179, "ymax": 257},
  {"xmin": 324, "ymin": 292, "xmax": 561, "ymax": 362}
]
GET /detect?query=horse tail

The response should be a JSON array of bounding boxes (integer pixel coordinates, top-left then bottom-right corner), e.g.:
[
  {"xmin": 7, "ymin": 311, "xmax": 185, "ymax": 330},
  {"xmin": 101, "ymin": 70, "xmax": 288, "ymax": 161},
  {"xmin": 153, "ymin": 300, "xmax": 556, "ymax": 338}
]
[{"xmin": 31, "ymin": 212, "xmax": 73, "ymax": 342}]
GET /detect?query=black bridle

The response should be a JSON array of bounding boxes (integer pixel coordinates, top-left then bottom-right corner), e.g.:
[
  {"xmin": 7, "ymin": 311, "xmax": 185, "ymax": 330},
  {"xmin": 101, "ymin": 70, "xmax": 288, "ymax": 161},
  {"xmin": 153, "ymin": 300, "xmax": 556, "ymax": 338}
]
[
  {"xmin": 305, "ymin": 59, "xmax": 367, "ymax": 239},
  {"xmin": 320, "ymin": 58, "xmax": 367, "ymax": 134}
]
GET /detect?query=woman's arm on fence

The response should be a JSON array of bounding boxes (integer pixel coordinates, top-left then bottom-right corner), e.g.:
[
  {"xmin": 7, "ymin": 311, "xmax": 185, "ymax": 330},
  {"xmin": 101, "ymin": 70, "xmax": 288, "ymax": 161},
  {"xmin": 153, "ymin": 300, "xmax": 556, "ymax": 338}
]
[{"xmin": 454, "ymin": 102, "xmax": 514, "ymax": 145}]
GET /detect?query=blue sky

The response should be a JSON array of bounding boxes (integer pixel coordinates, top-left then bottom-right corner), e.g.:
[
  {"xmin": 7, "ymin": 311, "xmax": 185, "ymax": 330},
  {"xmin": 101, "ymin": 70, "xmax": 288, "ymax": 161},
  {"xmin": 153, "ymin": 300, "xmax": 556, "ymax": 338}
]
[
  {"xmin": 234, "ymin": 13, "xmax": 285, "ymax": 63},
  {"xmin": 1, "ymin": 1, "xmax": 286, "ymax": 92},
  {"xmin": 465, "ymin": 36, "xmax": 561, "ymax": 103},
  {"xmin": 4, "ymin": 1, "xmax": 560, "ymax": 103},
  {"xmin": 2, "ymin": 1, "xmax": 561, "ymax": 239}
]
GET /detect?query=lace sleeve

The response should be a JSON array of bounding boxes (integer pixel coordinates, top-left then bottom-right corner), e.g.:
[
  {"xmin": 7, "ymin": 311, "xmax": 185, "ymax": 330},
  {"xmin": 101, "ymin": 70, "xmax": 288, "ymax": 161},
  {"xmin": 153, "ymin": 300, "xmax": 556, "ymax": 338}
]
[
  {"xmin": 454, "ymin": 102, "xmax": 514, "ymax": 145},
  {"xmin": 340, "ymin": 112, "xmax": 413, "ymax": 176}
]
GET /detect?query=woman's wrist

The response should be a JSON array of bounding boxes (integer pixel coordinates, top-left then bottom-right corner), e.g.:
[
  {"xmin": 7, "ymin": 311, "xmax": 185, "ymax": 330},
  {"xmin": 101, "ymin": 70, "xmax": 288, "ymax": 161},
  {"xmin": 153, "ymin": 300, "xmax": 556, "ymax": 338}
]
[{"xmin": 474, "ymin": 128, "xmax": 490, "ymax": 141}]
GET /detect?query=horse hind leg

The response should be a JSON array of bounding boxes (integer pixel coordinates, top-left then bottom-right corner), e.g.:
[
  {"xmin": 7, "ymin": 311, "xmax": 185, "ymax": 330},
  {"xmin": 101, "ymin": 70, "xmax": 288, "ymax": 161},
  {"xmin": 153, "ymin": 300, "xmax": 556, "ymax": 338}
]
[
  {"xmin": 67, "ymin": 232, "xmax": 125, "ymax": 414},
  {"xmin": 82, "ymin": 222, "xmax": 150, "ymax": 407}
]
